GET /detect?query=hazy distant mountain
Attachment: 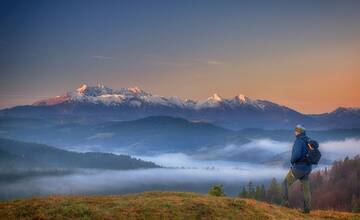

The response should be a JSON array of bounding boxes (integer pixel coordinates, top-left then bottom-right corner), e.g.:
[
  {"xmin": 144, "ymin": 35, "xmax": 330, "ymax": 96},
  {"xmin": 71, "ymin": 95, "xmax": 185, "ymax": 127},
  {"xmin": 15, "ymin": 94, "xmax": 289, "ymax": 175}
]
[
  {"xmin": 236, "ymin": 127, "xmax": 360, "ymax": 142},
  {"xmin": 1, "ymin": 84, "xmax": 359, "ymax": 129},
  {"xmin": 0, "ymin": 138, "xmax": 159, "ymax": 170},
  {"xmin": 0, "ymin": 115, "xmax": 246, "ymax": 154},
  {"xmin": 309, "ymin": 107, "xmax": 360, "ymax": 129},
  {"xmin": 1, "ymin": 115, "xmax": 359, "ymax": 163}
]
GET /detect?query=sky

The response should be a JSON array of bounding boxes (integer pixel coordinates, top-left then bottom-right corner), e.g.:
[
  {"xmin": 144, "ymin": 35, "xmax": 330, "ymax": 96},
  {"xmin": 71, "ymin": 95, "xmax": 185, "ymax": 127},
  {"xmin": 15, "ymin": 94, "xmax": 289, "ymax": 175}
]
[{"xmin": 0, "ymin": 0, "xmax": 359, "ymax": 113}]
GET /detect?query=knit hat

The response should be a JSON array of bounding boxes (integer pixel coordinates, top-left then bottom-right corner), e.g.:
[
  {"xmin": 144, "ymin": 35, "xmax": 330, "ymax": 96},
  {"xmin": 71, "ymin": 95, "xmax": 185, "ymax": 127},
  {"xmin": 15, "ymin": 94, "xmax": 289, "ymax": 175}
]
[{"xmin": 295, "ymin": 124, "xmax": 306, "ymax": 133}]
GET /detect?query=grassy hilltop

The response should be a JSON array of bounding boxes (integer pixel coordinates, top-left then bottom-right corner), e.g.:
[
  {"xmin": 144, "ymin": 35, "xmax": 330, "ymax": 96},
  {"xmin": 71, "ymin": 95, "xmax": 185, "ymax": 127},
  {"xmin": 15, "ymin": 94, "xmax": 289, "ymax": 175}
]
[{"xmin": 1, "ymin": 192, "xmax": 359, "ymax": 220}]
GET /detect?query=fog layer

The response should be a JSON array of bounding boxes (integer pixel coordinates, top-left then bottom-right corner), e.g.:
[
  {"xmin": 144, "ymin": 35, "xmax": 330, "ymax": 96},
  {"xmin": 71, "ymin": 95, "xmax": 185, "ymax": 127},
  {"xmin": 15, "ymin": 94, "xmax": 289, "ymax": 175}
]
[{"xmin": 1, "ymin": 138, "xmax": 359, "ymax": 200}]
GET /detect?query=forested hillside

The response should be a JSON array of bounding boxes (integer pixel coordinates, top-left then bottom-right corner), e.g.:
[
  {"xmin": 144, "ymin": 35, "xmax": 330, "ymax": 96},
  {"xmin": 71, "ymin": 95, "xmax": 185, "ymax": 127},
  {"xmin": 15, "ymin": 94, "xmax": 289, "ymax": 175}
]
[
  {"xmin": 291, "ymin": 155, "xmax": 360, "ymax": 212},
  {"xmin": 0, "ymin": 138, "xmax": 159, "ymax": 170},
  {"xmin": 239, "ymin": 155, "xmax": 360, "ymax": 212}
]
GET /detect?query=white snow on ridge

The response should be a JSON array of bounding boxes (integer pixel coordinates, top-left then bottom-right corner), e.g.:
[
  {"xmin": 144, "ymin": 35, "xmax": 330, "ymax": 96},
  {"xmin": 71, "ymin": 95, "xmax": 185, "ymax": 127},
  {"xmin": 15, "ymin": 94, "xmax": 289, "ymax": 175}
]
[
  {"xmin": 198, "ymin": 93, "xmax": 224, "ymax": 108},
  {"xmin": 33, "ymin": 84, "xmax": 280, "ymax": 110}
]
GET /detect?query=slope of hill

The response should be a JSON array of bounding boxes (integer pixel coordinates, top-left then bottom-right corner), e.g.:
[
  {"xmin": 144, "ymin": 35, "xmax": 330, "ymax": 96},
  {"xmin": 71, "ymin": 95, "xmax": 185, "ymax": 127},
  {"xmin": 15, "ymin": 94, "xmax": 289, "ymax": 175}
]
[
  {"xmin": 0, "ymin": 138, "xmax": 159, "ymax": 170},
  {"xmin": 2, "ymin": 84, "xmax": 360, "ymax": 129},
  {"xmin": 0, "ymin": 192, "xmax": 359, "ymax": 220}
]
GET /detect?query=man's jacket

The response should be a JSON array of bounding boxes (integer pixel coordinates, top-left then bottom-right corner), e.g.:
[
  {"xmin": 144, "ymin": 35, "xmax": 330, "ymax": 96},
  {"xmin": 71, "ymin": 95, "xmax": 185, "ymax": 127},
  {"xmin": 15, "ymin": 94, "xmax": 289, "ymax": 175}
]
[{"xmin": 291, "ymin": 132, "xmax": 312, "ymax": 178}]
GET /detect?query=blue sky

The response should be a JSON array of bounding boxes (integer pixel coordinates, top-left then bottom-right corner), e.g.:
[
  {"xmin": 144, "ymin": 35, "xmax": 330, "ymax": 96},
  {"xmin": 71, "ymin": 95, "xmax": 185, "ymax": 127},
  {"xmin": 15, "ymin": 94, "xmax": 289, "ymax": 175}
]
[{"xmin": 0, "ymin": 0, "xmax": 359, "ymax": 113}]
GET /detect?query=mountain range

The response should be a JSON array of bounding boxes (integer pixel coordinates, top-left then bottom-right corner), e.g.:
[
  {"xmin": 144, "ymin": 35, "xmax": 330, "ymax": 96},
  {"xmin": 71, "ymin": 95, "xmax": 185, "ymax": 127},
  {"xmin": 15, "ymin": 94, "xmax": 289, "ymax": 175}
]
[{"xmin": 1, "ymin": 84, "xmax": 360, "ymax": 129}]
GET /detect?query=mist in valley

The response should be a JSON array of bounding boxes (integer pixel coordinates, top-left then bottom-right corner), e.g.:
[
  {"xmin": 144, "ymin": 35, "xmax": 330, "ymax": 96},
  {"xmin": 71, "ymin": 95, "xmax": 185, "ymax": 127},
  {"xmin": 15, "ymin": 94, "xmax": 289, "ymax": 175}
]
[{"xmin": 1, "ymin": 138, "xmax": 359, "ymax": 200}]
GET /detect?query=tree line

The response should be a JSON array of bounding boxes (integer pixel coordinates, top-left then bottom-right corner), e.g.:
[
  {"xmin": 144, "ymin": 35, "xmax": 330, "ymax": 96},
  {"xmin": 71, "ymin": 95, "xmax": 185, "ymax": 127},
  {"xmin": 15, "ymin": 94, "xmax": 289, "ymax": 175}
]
[
  {"xmin": 290, "ymin": 155, "xmax": 360, "ymax": 212},
  {"xmin": 237, "ymin": 178, "xmax": 282, "ymax": 205},
  {"xmin": 209, "ymin": 155, "xmax": 360, "ymax": 213}
]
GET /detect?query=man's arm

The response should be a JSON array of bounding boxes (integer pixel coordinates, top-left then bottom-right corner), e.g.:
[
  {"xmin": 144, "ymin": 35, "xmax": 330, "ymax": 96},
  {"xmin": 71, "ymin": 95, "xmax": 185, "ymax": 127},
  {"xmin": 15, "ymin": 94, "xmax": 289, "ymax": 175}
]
[{"xmin": 291, "ymin": 139, "xmax": 302, "ymax": 164}]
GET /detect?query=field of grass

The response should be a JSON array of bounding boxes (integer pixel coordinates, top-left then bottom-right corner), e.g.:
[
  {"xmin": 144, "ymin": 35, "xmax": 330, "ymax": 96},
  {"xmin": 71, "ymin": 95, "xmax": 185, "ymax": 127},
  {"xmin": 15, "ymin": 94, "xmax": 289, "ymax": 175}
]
[{"xmin": 0, "ymin": 191, "xmax": 359, "ymax": 220}]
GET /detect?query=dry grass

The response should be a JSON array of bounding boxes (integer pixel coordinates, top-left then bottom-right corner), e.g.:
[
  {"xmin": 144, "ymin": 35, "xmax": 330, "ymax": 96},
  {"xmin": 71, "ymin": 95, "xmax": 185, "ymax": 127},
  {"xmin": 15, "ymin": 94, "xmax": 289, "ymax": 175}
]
[{"xmin": 0, "ymin": 191, "xmax": 359, "ymax": 220}]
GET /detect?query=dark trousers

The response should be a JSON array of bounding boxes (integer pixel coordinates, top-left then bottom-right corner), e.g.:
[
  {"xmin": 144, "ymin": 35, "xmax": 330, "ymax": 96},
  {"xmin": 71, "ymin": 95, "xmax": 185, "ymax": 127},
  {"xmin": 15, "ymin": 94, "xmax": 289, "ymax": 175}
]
[{"xmin": 282, "ymin": 169, "xmax": 311, "ymax": 212}]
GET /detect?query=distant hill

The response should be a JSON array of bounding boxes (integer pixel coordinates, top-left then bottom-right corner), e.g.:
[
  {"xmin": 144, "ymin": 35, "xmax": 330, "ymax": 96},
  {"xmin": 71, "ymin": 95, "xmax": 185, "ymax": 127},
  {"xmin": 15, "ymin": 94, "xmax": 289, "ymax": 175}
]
[
  {"xmin": 0, "ymin": 115, "xmax": 246, "ymax": 154},
  {"xmin": 98, "ymin": 116, "xmax": 235, "ymax": 152},
  {"xmin": 0, "ymin": 138, "xmax": 159, "ymax": 170},
  {"xmin": 237, "ymin": 128, "xmax": 360, "ymax": 142},
  {"xmin": 0, "ymin": 191, "xmax": 359, "ymax": 220},
  {"xmin": 1, "ymin": 84, "xmax": 360, "ymax": 129},
  {"xmin": 1, "ymin": 116, "xmax": 360, "ymax": 164}
]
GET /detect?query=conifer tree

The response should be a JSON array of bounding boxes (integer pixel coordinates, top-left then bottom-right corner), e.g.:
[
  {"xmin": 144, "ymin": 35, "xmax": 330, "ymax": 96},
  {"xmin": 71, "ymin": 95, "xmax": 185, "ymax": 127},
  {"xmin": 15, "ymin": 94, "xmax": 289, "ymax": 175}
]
[
  {"xmin": 238, "ymin": 186, "xmax": 248, "ymax": 198},
  {"xmin": 351, "ymin": 195, "xmax": 360, "ymax": 213},
  {"xmin": 247, "ymin": 181, "xmax": 255, "ymax": 199},
  {"xmin": 267, "ymin": 178, "xmax": 283, "ymax": 205}
]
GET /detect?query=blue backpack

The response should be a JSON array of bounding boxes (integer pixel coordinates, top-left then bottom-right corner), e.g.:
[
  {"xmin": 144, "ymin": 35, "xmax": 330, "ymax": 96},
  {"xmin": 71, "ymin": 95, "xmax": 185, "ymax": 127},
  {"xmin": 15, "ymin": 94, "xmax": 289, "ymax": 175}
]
[{"xmin": 305, "ymin": 139, "xmax": 321, "ymax": 165}]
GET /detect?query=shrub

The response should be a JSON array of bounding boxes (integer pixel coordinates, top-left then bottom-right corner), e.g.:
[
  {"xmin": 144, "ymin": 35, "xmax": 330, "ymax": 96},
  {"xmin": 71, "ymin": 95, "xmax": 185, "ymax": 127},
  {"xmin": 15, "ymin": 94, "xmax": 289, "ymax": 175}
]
[{"xmin": 208, "ymin": 184, "xmax": 226, "ymax": 197}]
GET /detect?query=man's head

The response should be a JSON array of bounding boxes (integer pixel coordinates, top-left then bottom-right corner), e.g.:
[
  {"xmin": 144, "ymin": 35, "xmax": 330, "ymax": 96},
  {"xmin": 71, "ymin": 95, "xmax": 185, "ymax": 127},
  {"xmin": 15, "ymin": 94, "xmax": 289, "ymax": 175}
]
[{"xmin": 294, "ymin": 124, "xmax": 306, "ymax": 136}]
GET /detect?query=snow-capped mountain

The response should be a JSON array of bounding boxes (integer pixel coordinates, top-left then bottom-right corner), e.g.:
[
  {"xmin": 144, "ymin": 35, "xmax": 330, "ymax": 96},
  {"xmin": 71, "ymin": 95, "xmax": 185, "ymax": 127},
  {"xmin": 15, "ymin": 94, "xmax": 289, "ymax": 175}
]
[
  {"xmin": 199, "ymin": 93, "xmax": 224, "ymax": 108},
  {"xmin": 32, "ymin": 84, "xmax": 289, "ymax": 110},
  {"xmin": 1, "ymin": 84, "xmax": 360, "ymax": 129},
  {"xmin": 33, "ymin": 84, "xmax": 190, "ymax": 108}
]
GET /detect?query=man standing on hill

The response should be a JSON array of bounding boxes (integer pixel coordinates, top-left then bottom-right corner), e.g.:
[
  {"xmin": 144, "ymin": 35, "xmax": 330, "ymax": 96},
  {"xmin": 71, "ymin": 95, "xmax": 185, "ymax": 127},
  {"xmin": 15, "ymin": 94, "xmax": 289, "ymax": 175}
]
[{"xmin": 282, "ymin": 125, "xmax": 311, "ymax": 213}]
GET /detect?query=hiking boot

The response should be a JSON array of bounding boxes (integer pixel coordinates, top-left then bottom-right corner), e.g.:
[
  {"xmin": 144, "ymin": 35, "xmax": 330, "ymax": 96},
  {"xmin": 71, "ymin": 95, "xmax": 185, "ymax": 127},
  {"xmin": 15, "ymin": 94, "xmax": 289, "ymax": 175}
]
[
  {"xmin": 281, "ymin": 200, "xmax": 290, "ymax": 208},
  {"xmin": 303, "ymin": 200, "xmax": 311, "ymax": 213},
  {"xmin": 302, "ymin": 208, "xmax": 310, "ymax": 214}
]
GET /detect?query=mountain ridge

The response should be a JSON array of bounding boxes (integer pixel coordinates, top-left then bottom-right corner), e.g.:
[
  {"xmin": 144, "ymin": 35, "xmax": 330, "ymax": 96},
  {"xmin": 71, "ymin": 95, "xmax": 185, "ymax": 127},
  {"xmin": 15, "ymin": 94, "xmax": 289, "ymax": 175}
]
[
  {"xmin": 31, "ymin": 84, "xmax": 283, "ymax": 110},
  {"xmin": 1, "ymin": 84, "xmax": 360, "ymax": 129}
]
